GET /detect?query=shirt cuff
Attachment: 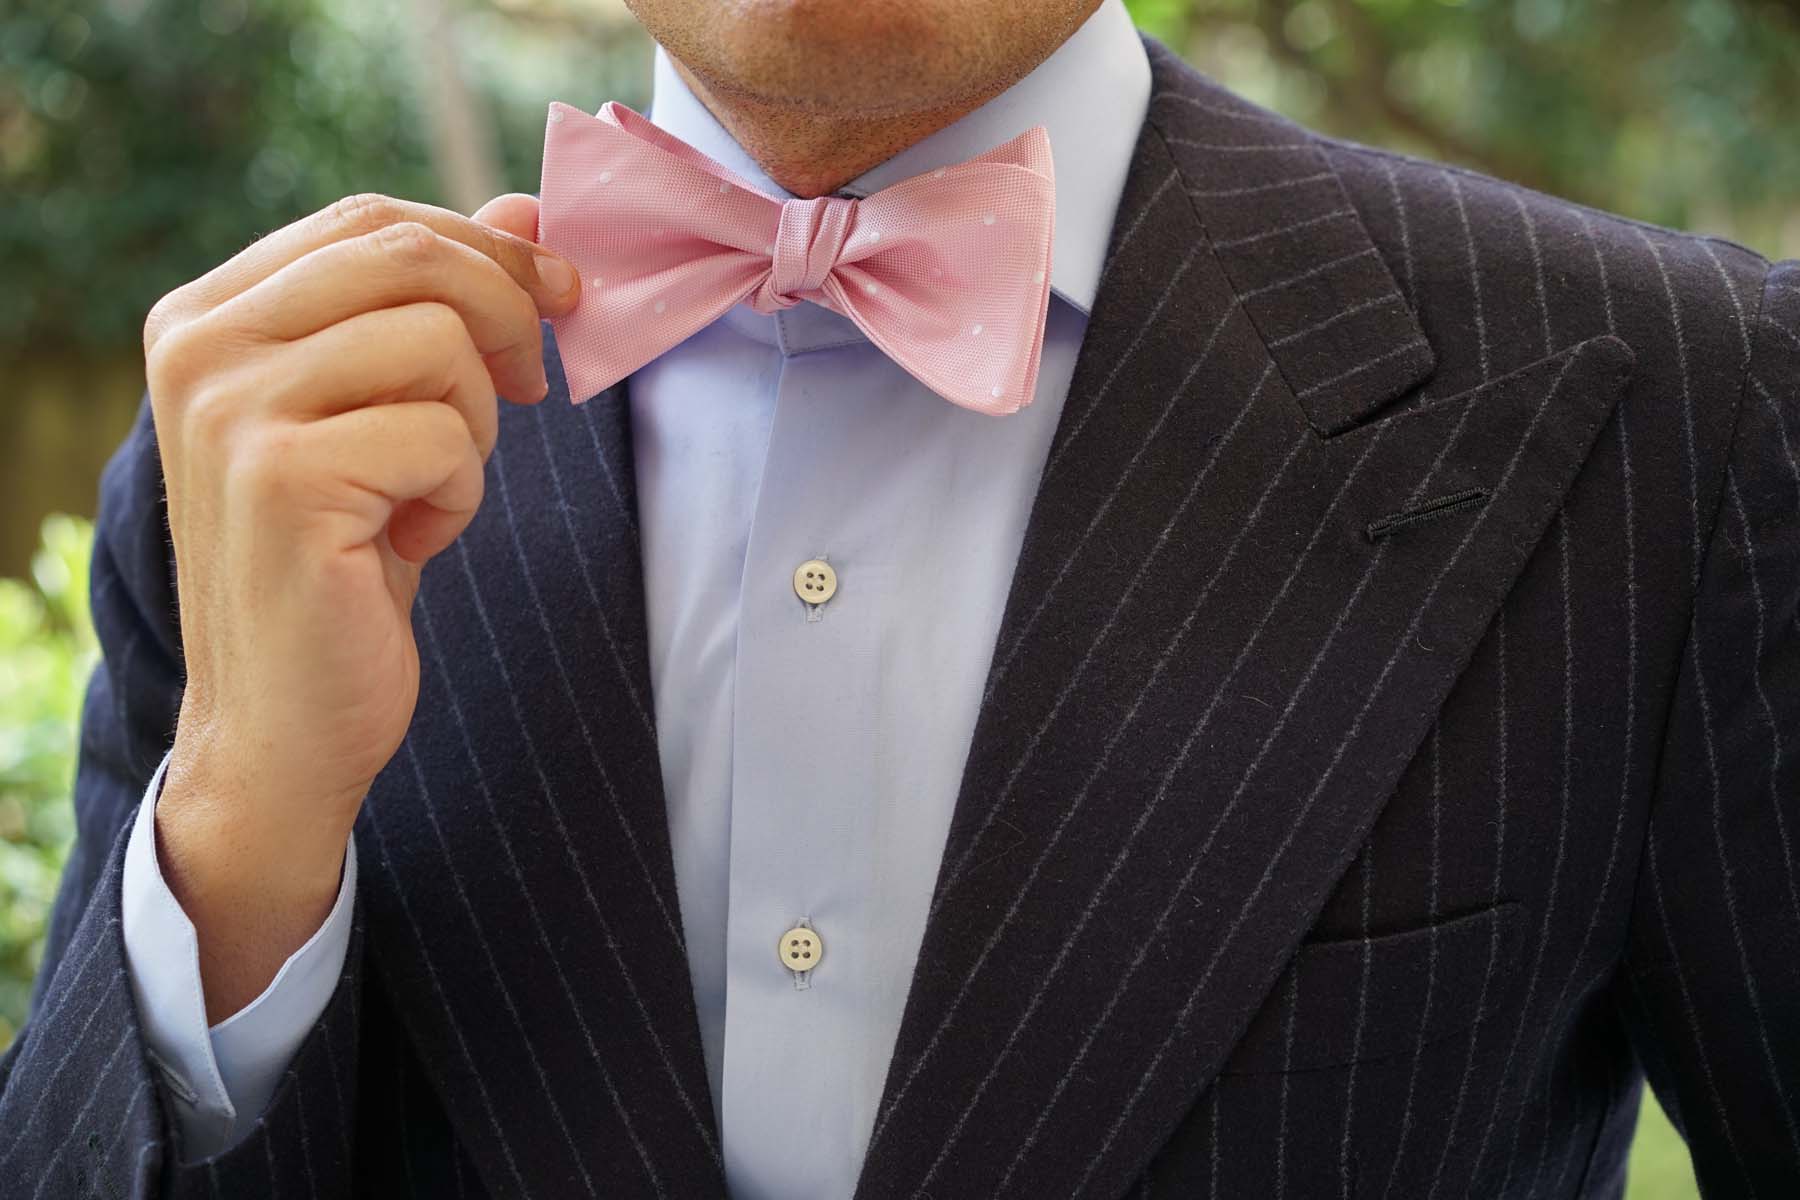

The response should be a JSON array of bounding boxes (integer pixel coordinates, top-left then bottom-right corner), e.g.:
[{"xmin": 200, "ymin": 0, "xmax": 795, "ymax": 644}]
[{"xmin": 120, "ymin": 749, "xmax": 357, "ymax": 1160}]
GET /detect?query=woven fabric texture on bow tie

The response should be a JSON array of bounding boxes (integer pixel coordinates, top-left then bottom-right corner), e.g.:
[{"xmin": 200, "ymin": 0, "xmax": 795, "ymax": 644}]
[{"xmin": 536, "ymin": 100, "xmax": 1055, "ymax": 415}]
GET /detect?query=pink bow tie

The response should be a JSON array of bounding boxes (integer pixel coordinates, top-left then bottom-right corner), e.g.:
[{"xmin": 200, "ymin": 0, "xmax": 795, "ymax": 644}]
[{"xmin": 535, "ymin": 101, "xmax": 1055, "ymax": 415}]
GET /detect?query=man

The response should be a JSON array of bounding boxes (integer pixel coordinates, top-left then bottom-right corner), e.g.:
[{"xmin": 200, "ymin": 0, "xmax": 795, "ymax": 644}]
[{"xmin": 2, "ymin": 0, "xmax": 1796, "ymax": 1195}]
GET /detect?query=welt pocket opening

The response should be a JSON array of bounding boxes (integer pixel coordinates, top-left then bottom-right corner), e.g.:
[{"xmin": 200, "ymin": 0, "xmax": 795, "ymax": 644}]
[{"xmin": 1220, "ymin": 900, "xmax": 1526, "ymax": 1076}]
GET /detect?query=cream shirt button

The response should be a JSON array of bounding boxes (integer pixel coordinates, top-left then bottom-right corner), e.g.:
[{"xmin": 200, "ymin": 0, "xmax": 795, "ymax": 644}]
[
  {"xmin": 779, "ymin": 926, "xmax": 822, "ymax": 971},
  {"xmin": 793, "ymin": 559, "xmax": 837, "ymax": 605}
]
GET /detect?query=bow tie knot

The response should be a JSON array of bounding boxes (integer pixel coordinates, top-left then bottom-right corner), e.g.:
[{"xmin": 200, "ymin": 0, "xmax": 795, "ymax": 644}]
[
  {"xmin": 537, "ymin": 100, "xmax": 1056, "ymax": 415},
  {"xmin": 753, "ymin": 194, "xmax": 859, "ymax": 314}
]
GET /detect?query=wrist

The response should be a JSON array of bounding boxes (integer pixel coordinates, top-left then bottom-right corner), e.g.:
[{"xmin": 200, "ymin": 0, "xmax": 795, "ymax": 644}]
[{"xmin": 154, "ymin": 742, "xmax": 356, "ymax": 1021}]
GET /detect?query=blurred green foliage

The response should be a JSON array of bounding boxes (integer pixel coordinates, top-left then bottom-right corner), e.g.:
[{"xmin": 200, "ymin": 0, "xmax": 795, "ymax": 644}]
[
  {"xmin": 0, "ymin": 515, "xmax": 94, "ymax": 1046},
  {"xmin": 0, "ymin": 0, "xmax": 648, "ymax": 356},
  {"xmin": 1124, "ymin": 0, "xmax": 1800, "ymax": 257}
]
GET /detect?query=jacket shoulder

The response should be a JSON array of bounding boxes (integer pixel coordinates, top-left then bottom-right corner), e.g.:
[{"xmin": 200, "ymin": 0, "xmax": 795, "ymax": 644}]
[{"xmin": 1311, "ymin": 136, "xmax": 1770, "ymax": 399}]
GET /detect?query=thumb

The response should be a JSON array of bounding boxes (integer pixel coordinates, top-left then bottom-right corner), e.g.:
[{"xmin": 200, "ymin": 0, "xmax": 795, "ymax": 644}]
[{"xmin": 471, "ymin": 192, "xmax": 543, "ymax": 244}]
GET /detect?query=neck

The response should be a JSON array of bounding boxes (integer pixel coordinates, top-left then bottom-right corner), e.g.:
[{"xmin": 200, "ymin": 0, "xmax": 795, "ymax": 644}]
[{"xmin": 671, "ymin": 59, "xmax": 1012, "ymax": 199}]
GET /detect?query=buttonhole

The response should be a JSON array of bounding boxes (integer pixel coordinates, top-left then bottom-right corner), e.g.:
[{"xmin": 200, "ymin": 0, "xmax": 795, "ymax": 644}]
[{"xmin": 1365, "ymin": 488, "xmax": 1490, "ymax": 542}]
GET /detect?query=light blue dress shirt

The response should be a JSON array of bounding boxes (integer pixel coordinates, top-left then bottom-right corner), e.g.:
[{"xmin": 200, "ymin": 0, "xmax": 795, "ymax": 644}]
[{"xmin": 118, "ymin": 3, "xmax": 1150, "ymax": 1193}]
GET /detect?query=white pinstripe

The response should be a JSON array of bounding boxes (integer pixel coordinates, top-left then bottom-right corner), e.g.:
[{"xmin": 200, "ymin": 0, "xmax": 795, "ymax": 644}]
[
  {"xmin": 9, "ymin": 915, "xmax": 112, "ymax": 1068},
  {"xmin": 1763, "ymin": 317, "xmax": 1800, "ymax": 356},
  {"xmin": 1295, "ymin": 338, "xmax": 1432, "ymax": 398},
  {"xmin": 1675, "ymin": 490, "xmax": 1800, "ymax": 1157},
  {"xmin": 981, "ymin": 274, "xmax": 1237, "ymax": 739},
  {"xmin": 1428, "ymin": 199, "xmax": 1561, "ymax": 1195},
  {"xmin": 0, "ymin": 973, "xmax": 122, "ymax": 1174},
  {"xmin": 1377, "ymin": 729, "xmax": 1443, "ymax": 1200},
  {"xmin": 1189, "ymin": 171, "xmax": 1337, "ymax": 200},
  {"xmin": 1510, "ymin": 192, "xmax": 1553, "ymax": 359},
  {"xmin": 1724, "ymin": 466, "xmax": 1800, "ymax": 1105},
  {"xmin": 530, "ymin": 404, "xmax": 656, "ymax": 737},
  {"xmin": 445, "ymin": 531, "xmax": 721, "ymax": 1166},
  {"xmin": 1380, "ymin": 156, "xmax": 1415, "ymax": 303},
  {"xmin": 292, "ymin": 1066, "xmax": 317, "ymax": 1199},
  {"xmin": 1214, "ymin": 207, "xmax": 1357, "ymax": 252},
  {"xmin": 1037, "ymin": 237, "xmax": 1206, "ymax": 488},
  {"xmin": 395, "ymin": 1030, "xmax": 416, "ymax": 1197},
  {"xmin": 877, "ymin": 361, "xmax": 1286, "ymax": 1158},
  {"xmin": 490, "ymin": 448, "xmax": 684, "ymax": 947},
  {"xmin": 1071, "ymin": 346, "xmax": 1586, "ymax": 1199},
  {"xmin": 1238, "ymin": 247, "xmax": 1379, "ymax": 303},
  {"xmin": 1750, "ymin": 376, "xmax": 1800, "ymax": 511},
  {"xmin": 414, "ymin": 586, "xmax": 710, "ymax": 1173},
  {"xmin": 1645, "ymin": 834, "xmax": 1755, "ymax": 1193},
  {"xmin": 30, "ymin": 1026, "xmax": 133, "ymax": 1200},
  {"xmin": 928, "ymin": 412, "xmax": 1309, "ymax": 1187},
  {"xmin": 1152, "ymin": 90, "xmax": 1290, "ymax": 126},
  {"xmin": 572, "ymin": 384, "xmax": 635, "ymax": 533},
  {"xmin": 1725, "ymin": 470, "xmax": 1800, "ymax": 933},
  {"xmin": 1523, "ymin": 215, "xmax": 1639, "ymax": 1199},
  {"xmin": 1447, "ymin": 172, "xmax": 1490, "ymax": 382},
  {"xmin": 1490, "ymin": 515, "xmax": 1576, "ymax": 1196},
  {"xmin": 1341, "ymin": 852, "xmax": 1373, "ymax": 1200},
  {"xmin": 1269, "ymin": 292, "xmax": 1404, "ymax": 349},
  {"xmin": 1638, "ymin": 232, "xmax": 1705, "ymax": 586},
  {"xmin": 1164, "ymin": 137, "xmax": 1312, "ymax": 153},
  {"xmin": 363, "ymin": 800, "xmax": 531, "ymax": 1197},
  {"xmin": 320, "ymin": 980, "xmax": 350, "ymax": 1173},
  {"xmin": 1209, "ymin": 1089, "xmax": 1220, "ymax": 1200},
  {"xmin": 1099, "ymin": 169, "xmax": 1182, "ymax": 276},
  {"xmin": 1277, "ymin": 968, "xmax": 1299, "ymax": 1199},
  {"xmin": 987, "ymin": 415, "xmax": 1402, "ymax": 1193},
  {"xmin": 96, "ymin": 1080, "xmax": 153, "ymax": 1195},
  {"xmin": 387, "ymin": 732, "xmax": 608, "ymax": 1198}
]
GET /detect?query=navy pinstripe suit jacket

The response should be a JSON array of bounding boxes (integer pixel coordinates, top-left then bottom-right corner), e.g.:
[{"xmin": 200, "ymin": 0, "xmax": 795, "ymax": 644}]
[{"xmin": 5, "ymin": 39, "xmax": 1799, "ymax": 1200}]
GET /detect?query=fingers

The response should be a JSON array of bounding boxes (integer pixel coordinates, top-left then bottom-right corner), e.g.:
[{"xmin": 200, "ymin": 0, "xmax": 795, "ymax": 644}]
[
  {"xmin": 216, "ymin": 225, "xmax": 548, "ymax": 404},
  {"xmin": 264, "ymin": 302, "xmax": 503, "ymax": 456},
  {"xmin": 146, "ymin": 192, "xmax": 580, "ymax": 355},
  {"xmin": 471, "ymin": 193, "xmax": 543, "ymax": 244},
  {"xmin": 278, "ymin": 400, "xmax": 487, "ymax": 565}
]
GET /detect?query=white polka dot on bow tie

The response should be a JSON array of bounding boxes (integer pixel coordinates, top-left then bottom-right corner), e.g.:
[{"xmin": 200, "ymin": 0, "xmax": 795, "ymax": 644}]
[
  {"xmin": 590, "ymin": 276, "xmax": 603, "ymax": 289},
  {"xmin": 865, "ymin": 230, "xmax": 881, "ymax": 244},
  {"xmin": 548, "ymin": 110, "xmax": 564, "ymax": 123},
  {"xmin": 864, "ymin": 282, "xmax": 880, "ymax": 296},
  {"xmin": 990, "ymin": 385, "xmax": 1003, "ymax": 399},
  {"xmin": 969, "ymin": 323, "xmax": 984, "ymax": 336},
  {"xmin": 598, "ymin": 169, "xmax": 613, "ymax": 183},
  {"xmin": 982, "ymin": 214, "xmax": 996, "ymax": 226},
  {"xmin": 653, "ymin": 299, "xmax": 667, "ymax": 314},
  {"xmin": 763, "ymin": 243, "xmax": 775, "ymax": 256},
  {"xmin": 718, "ymin": 182, "xmax": 731, "ymax": 194},
  {"xmin": 932, "ymin": 168, "xmax": 947, "ymax": 179},
  {"xmin": 1034, "ymin": 270, "xmax": 1046, "ymax": 284}
]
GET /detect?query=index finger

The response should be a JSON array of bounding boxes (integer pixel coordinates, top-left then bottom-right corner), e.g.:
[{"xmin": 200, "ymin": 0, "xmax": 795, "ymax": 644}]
[{"xmin": 149, "ymin": 193, "xmax": 580, "ymax": 349}]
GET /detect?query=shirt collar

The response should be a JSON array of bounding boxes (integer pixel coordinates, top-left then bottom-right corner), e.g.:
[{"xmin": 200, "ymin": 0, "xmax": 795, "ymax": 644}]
[{"xmin": 645, "ymin": 0, "xmax": 1150, "ymax": 320}]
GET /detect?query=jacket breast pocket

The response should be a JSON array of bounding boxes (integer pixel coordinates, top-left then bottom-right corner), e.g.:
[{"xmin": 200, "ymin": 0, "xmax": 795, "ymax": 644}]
[{"xmin": 1220, "ymin": 900, "xmax": 1527, "ymax": 1075}]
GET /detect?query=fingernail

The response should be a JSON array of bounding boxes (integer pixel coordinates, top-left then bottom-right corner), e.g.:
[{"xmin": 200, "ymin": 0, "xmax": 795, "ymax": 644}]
[{"xmin": 535, "ymin": 254, "xmax": 576, "ymax": 296}]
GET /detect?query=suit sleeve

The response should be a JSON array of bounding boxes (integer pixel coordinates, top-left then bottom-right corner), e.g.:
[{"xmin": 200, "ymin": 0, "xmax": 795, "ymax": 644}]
[
  {"xmin": 0, "ymin": 397, "xmax": 367, "ymax": 1198},
  {"xmin": 1616, "ymin": 259, "xmax": 1800, "ymax": 1197}
]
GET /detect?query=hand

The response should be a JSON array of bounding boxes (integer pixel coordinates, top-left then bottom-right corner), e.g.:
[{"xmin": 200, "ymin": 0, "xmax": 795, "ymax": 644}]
[{"xmin": 142, "ymin": 192, "xmax": 575, "ymax": 1019}]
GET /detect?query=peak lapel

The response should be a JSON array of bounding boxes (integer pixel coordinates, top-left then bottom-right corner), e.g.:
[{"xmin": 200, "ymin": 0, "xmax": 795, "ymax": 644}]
[
  {"xmin": 853, "ymin": 46, "xmax": 1635, "ymax": 1200},
  {"xmin": 354, "ymin": 377, "xmax": 726, "ymax": 1199}
]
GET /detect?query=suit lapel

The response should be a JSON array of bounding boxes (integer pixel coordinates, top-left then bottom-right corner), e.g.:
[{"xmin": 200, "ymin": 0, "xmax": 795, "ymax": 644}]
[
  {"xmin": 853, "ymin": 43, "xmax": 1634, "ymax": 1200},
  {"xmin": 354, "ymin": 379, "xmax": 727, "ymax": 1199}
]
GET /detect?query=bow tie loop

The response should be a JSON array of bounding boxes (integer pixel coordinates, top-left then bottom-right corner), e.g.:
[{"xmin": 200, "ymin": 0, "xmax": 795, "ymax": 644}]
[
  {"xmin": 538, "ymin": 100, "xmax": 1055, "ymax": 415},
  {"xmin": 753, "ymin": 195, "xmax": 859, "ymax": 313}
]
